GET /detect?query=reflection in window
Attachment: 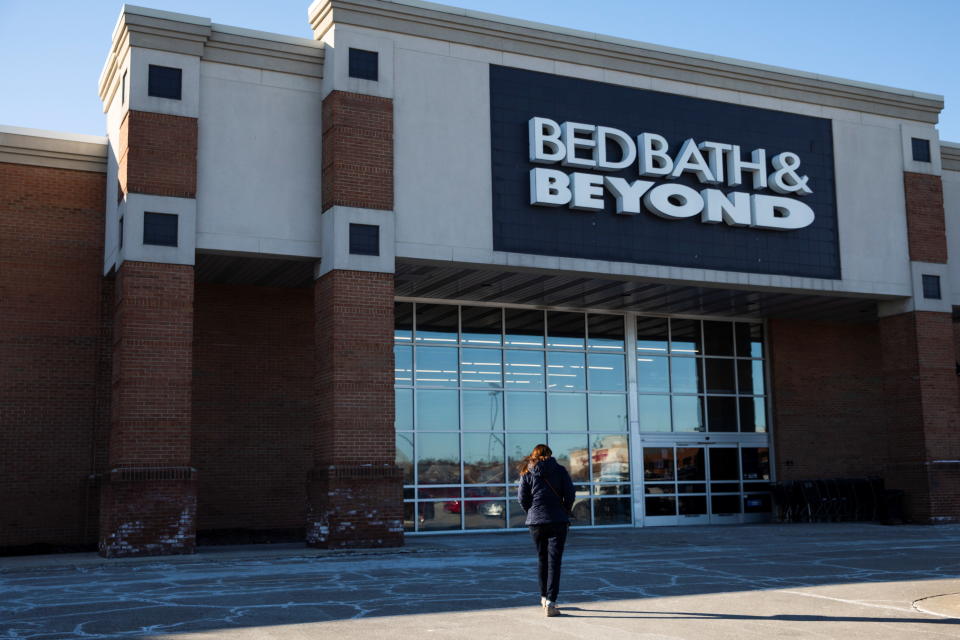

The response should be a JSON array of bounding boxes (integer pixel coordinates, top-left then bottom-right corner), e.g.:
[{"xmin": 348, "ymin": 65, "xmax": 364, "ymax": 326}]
[
  {"xmin": 546, "ymin": 351, "xmax": 585, "ymax": 390},
  {"xmin": 417, "ymin": 432, "xmax": 460, "ymax": 484},
  {"xmin": 416, "ymin": 390, "xmax": 458, "ymax": 430},
  {"xmin": 396, "ymin": 433, "xmax": 414, "ymax": 484},
  {"xmin": 587, "ymin": 353, "xmax": 625, "ymax": 391},
  {"xmin": 591, "ymin": 434, "xmax": 629, "ymax": 483},
  {"xmin": 463, "ymin": 432, "xmax": 505, "ymax": 484},
  {"xmin": 548, "ymin": 393, "xmax": 587, "ymax": 431},
  {"xmin": 460, "ymin": 348, "xmax": 502, "ymax": 388},
  {"xmin": 394, "ymin": 345, "xmax": 412, "ymax": 384},
  {"xmin": 395, "ymin": 302, "xmax": 413, "ymax": 341},
  {"xmin": 588, "ymin": 314, "xmax": 624, "ymax": 351},
  {"xmin": 672, "ymin": 396, "xmax": 703, "ymax": 432},
  {"xmin": 670, "ymin": 319, "xmax": 701, "ymax": 355},
  {"xmin": 671, "ymin": 357, "xmax": 701, "ymax": 394},
  {"xmin": 505, "ymin": 392, "xmax": 545, "ymax": 430},
  {"xmin": 416, "ymin": 304, "xmax": 458, "ymax": 344},
  {"xmin": 638, "ymin": 395, "xmax": 671, "ymax": 432},
  {"xmin": 395, "ymin": 389, "xmax": 413, "ymax": 430},
  {"xmin": 549, "ymin": 433, "xmax": 589, "ymax": 482},
  {"xmin": 643, "ymin": 447, "xmax": 675, "ymax": 481},
  {"xmin": 637, "ymin": 356, "xmax": 669, "ymax": 393},
  {"xmin": 547, "ymin": 311, "xmax": 585, "ymax": 349},
  {"xmin": 505, "ymin": 308, "xmax": 544, "ymax": 347},
  {"xmin": 462, "ymin": 390, "xmax": 503, "ymax": 430},
  {"xmin": 676, "ymin": 448, "xmax": 705, "ymax": 481},
  {"xmin": 504, "ymin": 349, "xmax": 545, "ymax": 388},
  {"xmin": 415, "ymin": 347, "xmax": 458, "ymax": 386},
  {"xmin": 461, "ymin": 306, "xmax": 502, "ymax": 345},
  {"xmin": 588, "ymin": 394, "xmax": 627, "ymax": 431},
  {"xmin": 636, "ymin": 316, "xmax": 668, "ymax": 354}
]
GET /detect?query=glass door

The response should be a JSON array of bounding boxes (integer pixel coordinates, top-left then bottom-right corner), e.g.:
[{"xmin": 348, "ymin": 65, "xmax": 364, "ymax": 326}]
[{"xmin": 638, "ymin": 443, "xmax": 771, "ymax": 526}]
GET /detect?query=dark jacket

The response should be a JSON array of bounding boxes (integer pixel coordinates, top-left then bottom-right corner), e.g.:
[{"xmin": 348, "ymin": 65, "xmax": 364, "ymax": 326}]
[{"xmin": 518, "ymin": 456, "xmax": 576, "ymax": 525}]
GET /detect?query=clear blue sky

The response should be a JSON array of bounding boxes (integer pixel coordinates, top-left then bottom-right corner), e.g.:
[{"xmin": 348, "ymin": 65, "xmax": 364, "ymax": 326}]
[{"xmin": 1, "ymin": 0, "xmax": 957, "ymax": 141}]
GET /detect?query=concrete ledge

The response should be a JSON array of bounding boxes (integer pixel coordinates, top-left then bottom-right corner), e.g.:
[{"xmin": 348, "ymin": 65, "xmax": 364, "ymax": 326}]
[
  {"xmin": 309, "ymin": 0, "xmax": 943, "ymax": 124},
  {"xmin": 0, "ymin": 125, "xmax": 107, "ymax": 173}
]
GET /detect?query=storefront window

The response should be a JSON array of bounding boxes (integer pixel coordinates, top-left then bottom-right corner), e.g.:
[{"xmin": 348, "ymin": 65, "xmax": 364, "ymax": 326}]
[
  {"xmin": 636, "ymin": 318, "xmax": 767, "ymax": 433},
  {"xmin": 397, "ymin": 303, "xmax": 631, "ymax": 532}
]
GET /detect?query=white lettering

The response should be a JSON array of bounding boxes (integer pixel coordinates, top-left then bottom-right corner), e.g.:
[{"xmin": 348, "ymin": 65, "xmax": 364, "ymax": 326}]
[
  {"xmin": 697, "ymin": 141, "xmax": 732, "ymax": 184},
  {"xmin": 561, "ymin": 122, "xmax": 597, "ymax": 169},
  {"xmin": 643, "ymin": 183, "xmax": 704, "ymax": 219},
  {"xmin": 701, "ymin": 189, "xmax": 751, "ymax": 226},
  {"xmin": 637, "ymin": 133, "xmax": 673, "ymax": 177},
  {"xmin": 571, "ymin": 172, "xmax": 605, "ymax": 210},
  {"xmin": 604, "ymin": 177, "xmax": 655, "ymax": 215},
  {"xmin": 528, "ymin": 117, "xmax": 564, "ymax": 164},
  {"xmin": 727, "ymin": 146, "xmax": 768, "ymax": 190},
  {"xmin": 596, "ymin": 126, "xmax": 637, "ymax": 171},
  {"xmin": 670, "ymin": 138, "xmax": 715, "ymax": 183},
  {"xmin": 768, "ymin": 152, "xmax": 813, "ymax": 195},
  {"xmin": 751, "ymin": 194, "xmax": 815, "ymax": 230},
  {"xmin": 530, "ymin": 168, "xmax": 571, "ymax": 206}
]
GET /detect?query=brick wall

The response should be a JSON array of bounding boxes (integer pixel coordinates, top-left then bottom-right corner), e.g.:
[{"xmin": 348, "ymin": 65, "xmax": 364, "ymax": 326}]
[
  {"xmin": 879, "ymin": 311, "xmax": 960, "ymax": 523},
  {"xmin": 307, "ymin": 269, "xmax": 402, "ymax": 547},
  {"xmin": 118, "ymin": 110, "xmax": 198, "ymax": 199},
  {"xmin": 903, "ymin": 172, "xmax": 947, "ymax": 263},
  {"xmin": 0, "ymin": 162, "xmax": 108, "ymax": 550},
  {"xmin": 321, "ymin": 91, "xmax": 393, "ymax": 212},
  {"xmin": 100, "ymin": 260, "xmax": 196, "ymax": 556},
  {"xmin": 192, "ymin": 283, "xmax": 313, "ymax": 537},
  {"xmin": 767, "ymin": 319, "xmax": 886, "ymax": 481}
]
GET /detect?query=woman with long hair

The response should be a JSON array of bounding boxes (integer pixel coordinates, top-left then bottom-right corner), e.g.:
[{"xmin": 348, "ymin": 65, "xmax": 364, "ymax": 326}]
[{"xmin": 517, "ymin": 443, "xmax": 576, "ymax": 617}]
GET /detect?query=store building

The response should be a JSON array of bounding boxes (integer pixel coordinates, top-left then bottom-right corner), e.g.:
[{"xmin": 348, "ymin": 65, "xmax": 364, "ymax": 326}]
[{"xmin": 2, "ymin": 0, "xmax": 959, "ymax": 557}]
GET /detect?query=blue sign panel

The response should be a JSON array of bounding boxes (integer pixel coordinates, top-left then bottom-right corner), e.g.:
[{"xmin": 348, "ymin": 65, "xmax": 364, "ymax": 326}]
[{"xmin": 490, "ymin": 65, "xmax": 840, "ymax": 279}]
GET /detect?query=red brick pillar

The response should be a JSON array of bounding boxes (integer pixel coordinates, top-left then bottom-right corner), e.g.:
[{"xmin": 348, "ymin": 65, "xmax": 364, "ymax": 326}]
[
  {"xmin": 880, "ymin": 311, "xmax": 960, "ymax": 522},
  {"xmin": 306, "ymin": 89, "xmax": 402, "ymax": 547},
  {"xmin": 877, "ymin": 171, "xmax": 960, "ymax": 523},
  {"xmin": 99, "ymin": 261, "xmax": 197, "ymax": 556},
  {"xmin": 307, "ymin": 270, "xmax": 402, "ymax": 547}
]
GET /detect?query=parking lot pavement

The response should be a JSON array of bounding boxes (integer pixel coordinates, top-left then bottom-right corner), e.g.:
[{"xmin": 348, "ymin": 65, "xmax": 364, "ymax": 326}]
[{"xmin": 1, "ymin": 523, "xmax": 959, "ymax": 639}]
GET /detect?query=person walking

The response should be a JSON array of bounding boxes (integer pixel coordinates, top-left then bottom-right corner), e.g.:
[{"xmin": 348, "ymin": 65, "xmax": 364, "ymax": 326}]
[{"xmin": 517, "ymin": 443, "xmax": 575, "ymax": 617}]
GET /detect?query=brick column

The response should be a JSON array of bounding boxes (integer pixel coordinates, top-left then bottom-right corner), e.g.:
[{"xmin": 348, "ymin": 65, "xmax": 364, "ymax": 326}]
[
  {"xmin": 99, "ymin": 261, "xmax": 197, "ymax": 556},
  {"xmin": 880, "ymin": 311, "xmax": 960, "ymax": 522},
  {"xmin": 307, "ymin": 89, "xmax": 401, "ymax": 547},
  {"xmin": 877, "ymin": 171, "xmax": 960, "ymax": 523},
  {"xmin": 307, "ymin": 270, "xmax": 402, "ymax": 547}
]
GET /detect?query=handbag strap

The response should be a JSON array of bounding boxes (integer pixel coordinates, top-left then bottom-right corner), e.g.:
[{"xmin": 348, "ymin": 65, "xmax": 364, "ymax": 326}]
[{"xmin": 542, "ymin": 475, "xmax": 567, "ymax": 507}]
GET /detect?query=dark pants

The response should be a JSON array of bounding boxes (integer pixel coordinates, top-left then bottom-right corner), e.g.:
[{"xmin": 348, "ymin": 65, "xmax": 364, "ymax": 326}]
[{"xmin": 529, "ymin": 522, "xmax": 569, "ymax": 602}]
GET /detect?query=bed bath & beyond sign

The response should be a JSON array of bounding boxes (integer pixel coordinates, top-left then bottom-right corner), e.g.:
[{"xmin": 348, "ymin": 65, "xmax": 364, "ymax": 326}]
[{"xmin": 528, "ymin": 117, "xmax": 815, "ymax": 231}]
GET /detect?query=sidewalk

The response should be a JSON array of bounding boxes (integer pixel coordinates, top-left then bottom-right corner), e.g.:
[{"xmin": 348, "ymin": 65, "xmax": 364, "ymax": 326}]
[{"xmin": 1, "ymin": 523, "xmax": 958, "ymax": 639}]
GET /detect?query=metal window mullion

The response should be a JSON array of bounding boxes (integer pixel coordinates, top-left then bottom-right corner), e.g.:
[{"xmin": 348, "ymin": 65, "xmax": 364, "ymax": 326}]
[{"xmin": 624, "ymin": 312, "xmax": 641, "ymax": 527}]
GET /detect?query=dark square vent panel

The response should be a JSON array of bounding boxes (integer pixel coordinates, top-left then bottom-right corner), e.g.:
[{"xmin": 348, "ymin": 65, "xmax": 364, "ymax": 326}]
[
  {"xmin": 922, "ymin": 274, "xmax": 941, "ymax": 299},
  {"xmin": 348, "ymin": 48, "xmax": 378, "ymax": 81},
  {"xmin": 349, "ymin": 223, "xmax": 379, "ymax": 256},
  {"xmin": 912, "ymin": 137, "xmax": 931, "ymax": 163},
  {"xmin": 148, "ymin": 65, "xmax": 182, "ymax": 100},
  {"xmin": 143, "ymin": 212, "xmax": 178, "ymax": 247}
]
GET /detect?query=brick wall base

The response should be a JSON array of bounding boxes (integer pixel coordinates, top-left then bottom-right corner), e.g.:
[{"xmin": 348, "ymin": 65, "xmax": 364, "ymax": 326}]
[
  {"xmin": 309, "ymin": 270, "xmax": 401, "ymax": 548},
  {"xmin": 880, "ymin": 311, "xmax": 960, "ymax": 524},
  {"xmin": 306, "ymin": 466, "xmax": 403, "ymax": 548},
  {"xmin": 99, "ymin": 470, "xmax": 197, "ymax": 557}
]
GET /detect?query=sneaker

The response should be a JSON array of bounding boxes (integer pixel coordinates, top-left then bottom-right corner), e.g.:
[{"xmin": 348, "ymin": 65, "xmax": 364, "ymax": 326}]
[
  {"xmin": 540, "ymin": 596, "xmax": 547, "ymax": 608},
  {"xmin": 545, "ymin": 602, "xmax": 560, "ymax": 617}
]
